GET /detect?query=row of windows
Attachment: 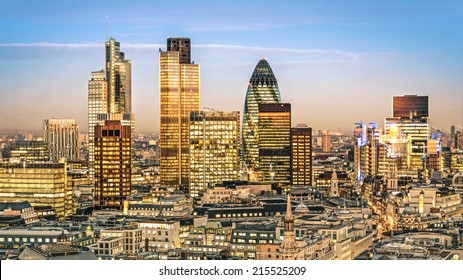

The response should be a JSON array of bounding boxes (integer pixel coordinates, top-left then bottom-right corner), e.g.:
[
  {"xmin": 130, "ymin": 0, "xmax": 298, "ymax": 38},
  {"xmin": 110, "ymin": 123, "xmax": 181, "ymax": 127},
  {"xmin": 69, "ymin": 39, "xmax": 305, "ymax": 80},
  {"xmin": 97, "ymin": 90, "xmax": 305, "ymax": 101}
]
[{"xmin": 0, "ymin": 237, "xmax": 57, "ymax": 243}]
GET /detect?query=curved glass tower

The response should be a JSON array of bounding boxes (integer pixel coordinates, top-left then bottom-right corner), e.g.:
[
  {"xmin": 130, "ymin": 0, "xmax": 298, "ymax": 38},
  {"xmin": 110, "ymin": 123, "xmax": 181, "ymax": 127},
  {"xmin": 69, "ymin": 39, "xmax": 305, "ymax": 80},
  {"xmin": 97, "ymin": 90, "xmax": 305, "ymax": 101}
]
[{"xmin": 242, "ymin": 58, "xmax": 281, "ymax": 170}]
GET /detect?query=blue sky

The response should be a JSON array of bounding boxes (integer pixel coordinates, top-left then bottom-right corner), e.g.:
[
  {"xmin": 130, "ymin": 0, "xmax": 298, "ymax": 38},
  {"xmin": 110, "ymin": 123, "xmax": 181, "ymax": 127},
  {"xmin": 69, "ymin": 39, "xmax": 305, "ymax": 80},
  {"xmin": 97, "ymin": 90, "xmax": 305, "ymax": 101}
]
[{"xmin": 1, "ymin": 0, "xmax": 463, "ymax": 133}]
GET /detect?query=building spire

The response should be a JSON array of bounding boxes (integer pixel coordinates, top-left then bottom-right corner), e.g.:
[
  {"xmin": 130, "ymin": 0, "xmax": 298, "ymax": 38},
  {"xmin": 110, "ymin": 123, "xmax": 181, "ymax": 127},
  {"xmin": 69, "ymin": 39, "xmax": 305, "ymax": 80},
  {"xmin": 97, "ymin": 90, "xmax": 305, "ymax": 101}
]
[{"xmin": 285, "ymin": 193, "xmax": 293, "ymax": 222}]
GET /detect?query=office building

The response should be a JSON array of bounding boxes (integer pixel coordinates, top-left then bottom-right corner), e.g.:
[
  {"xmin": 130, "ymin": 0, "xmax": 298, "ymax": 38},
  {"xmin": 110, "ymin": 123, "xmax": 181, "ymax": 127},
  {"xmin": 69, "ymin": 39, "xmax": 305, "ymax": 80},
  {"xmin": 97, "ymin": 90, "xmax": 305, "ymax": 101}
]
[
  {"xmin": 43, "ymin": 119, "xmax": 80, "ymax": 161},
  {"xmin": 291, "ymin": 124, "xmax": 312, "ymax": 186},
  {"xmin": 106, "ymin": 38, "xmax": 131, "ymax": 114},
  {"xmin": 0, "ymin": 162, "xmax": 73, "ymax": 220},
  {"xmin": 322, "ymin": 131, "xmax": 330, "ymax": 153},
  {"xmin": 385, "ymin": 95, "xmax": 429, "ymax": 171},
  {"xmin": 242, "ymin": 58, "xmax": 282, "ymax": 171},
  {"xmin": 88, "ymin": 38, "xmax": 134, "ymax": 183},
  {"xmin": 354, "ymin": 122, "xmax": 381, "ymax": 185},
  {"xmin": 258, "ymin": 103, "xmax": 291, "ymax": 185},
  {"xmin": 8, "ymin": 141, "xmax": 49, "ymax": 162},
  {"xmin": 392, "ymin": 95, "xmax": 428, "ymax": 119},
  {"xmin": 159, "ymin": 37, "xmax": 200, "ymax": 187},
  {"xmin": 94, "ymin": 120, "xmax": 131, "ymax": 210},
  {"xmin": 88, "ymin": 70, "xmax": 107, "ymax": 181},
  {"xmin": 189, "ymin": 110, "xmax": 240, "ymax": 197}
]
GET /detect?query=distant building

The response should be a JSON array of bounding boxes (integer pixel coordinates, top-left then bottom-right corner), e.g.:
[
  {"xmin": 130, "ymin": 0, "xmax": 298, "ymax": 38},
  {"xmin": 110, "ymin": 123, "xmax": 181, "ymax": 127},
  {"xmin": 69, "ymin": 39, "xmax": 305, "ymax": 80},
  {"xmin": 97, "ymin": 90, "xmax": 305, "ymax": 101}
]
[
  {"xmin": 392, "ymin": 95, "xmax": 429, "ymax": 119},
  {"xmin": 322, "ymin": 131, "xmax": 330, "ymax": 153},
  {"xmin": 385, "ymin": 95, "xmax": 429, "ymax": 171},
  {"xmin": 43, "ymin": 119, "xmax": 80, "ymax": 161},
  {"xmin": 291, "ymin": 124, "xmax": 312, "ymax": 186}
]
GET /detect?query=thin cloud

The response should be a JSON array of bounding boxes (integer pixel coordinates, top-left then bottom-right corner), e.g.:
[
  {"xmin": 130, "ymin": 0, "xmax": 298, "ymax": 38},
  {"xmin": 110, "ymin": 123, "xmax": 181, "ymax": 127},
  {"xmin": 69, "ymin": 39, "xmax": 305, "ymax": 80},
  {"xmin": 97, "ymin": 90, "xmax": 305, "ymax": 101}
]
[
  {"xmin": 0, "ymin": 43, "xmax": 101, "ymax": 48},
  {"xmin": 0, "ymin": 42, "xmax": 358, "ymax": 59},
  {"xmin": 196, "ymin": 44, "xmax": 358, "ymax": 59}
]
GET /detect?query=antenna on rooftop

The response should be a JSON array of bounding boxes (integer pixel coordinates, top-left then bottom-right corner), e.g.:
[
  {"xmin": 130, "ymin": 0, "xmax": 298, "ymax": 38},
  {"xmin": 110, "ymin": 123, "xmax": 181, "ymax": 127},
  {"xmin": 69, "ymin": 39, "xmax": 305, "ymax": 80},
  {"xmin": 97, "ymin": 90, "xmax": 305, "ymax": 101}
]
[{"xmin": 105, "ymin": 16, "xmax": 108, "ymax": 41}]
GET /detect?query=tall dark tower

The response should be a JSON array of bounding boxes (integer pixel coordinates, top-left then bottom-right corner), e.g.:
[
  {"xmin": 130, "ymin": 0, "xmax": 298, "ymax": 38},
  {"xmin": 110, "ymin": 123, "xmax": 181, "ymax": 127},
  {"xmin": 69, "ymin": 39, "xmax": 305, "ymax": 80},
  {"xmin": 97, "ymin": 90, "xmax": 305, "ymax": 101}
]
[{"xmin": 167, "ymin": 37, "xmax": 191, "ymax": 64}]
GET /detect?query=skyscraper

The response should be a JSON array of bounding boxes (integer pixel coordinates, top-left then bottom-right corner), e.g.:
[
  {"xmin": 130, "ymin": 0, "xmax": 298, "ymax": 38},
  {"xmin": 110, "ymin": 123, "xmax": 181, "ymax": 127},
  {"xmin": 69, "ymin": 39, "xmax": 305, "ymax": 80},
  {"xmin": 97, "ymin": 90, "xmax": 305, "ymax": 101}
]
[
  {"xmin": 291, "ymin": 124, "xmax": 312, "ymax": 186},
  {"xmin": 94, "ymin": 120, "xmax": 131, "ymax": 210},
  {"xmin": 242, "ymin": 58, "xmax": 281, "ymax": 171},
  {"xmin": 88, "ymin": 70, "xmax": 107, "ymax": 180},
  {"xmin": 88, "ymin": 38, "xmax": 134, "ymax": 182},
  {"xmin": 385, "ymin": 95, "xmax": 429, "ymax": 172},
  {"xmin": 106, "ymin": 38, "xmax": 131, "ymax": 115},
  {"xmin": 392, "ymin": 95, "xmax": 428, "ymax": 119},
  {"xmin": 43, "ymin": 119, "xmax": 80, "ymax": 161},
  {"xmin": 159, "ymin": 37, "xmax": 200, "ymax": 187},
  {"xmin": 258, "ymin": 103, "xmax": 291, "ymax": 185},
  {"xmin": 189, "ymin": 110, "xmax": 240, "ymax": 197}
]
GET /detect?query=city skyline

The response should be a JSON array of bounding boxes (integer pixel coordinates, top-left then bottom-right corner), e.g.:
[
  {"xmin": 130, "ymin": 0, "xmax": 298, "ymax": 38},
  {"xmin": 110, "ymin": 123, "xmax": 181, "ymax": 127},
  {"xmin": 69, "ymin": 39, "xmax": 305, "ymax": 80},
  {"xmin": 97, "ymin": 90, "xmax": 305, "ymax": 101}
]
[{"xmin": 1, "ymin": 1, "xmax": 463, "ymax": 133}]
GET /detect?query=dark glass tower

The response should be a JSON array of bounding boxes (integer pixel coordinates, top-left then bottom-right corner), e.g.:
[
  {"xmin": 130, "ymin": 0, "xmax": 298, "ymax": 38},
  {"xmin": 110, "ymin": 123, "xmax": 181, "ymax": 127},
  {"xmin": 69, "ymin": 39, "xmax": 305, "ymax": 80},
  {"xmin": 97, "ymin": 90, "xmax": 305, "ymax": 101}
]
[{"xmin": 242, "ymin": 58, "xmax": 281, "ymax": 171}]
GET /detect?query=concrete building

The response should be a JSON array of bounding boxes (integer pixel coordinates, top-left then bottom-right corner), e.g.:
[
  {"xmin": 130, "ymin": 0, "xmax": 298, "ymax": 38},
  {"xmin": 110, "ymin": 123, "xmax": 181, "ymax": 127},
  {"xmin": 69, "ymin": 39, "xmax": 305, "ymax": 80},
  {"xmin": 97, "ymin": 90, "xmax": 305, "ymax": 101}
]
[
  {"xmin": 43, "ymin": 119, "xmax": 80, "ymax": 161},
  {"xmin": 96, "ymin": 227, "xmax": 142, "ymax": 258}
]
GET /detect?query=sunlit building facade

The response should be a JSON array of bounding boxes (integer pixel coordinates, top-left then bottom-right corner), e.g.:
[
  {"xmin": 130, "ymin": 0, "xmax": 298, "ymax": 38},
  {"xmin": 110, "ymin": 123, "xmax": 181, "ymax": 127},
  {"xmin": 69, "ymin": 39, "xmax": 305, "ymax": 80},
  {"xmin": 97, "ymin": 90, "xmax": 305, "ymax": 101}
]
[
  {"xmin": 0, "ymin": 162, "xmax": 73, "ymax": 220},
  {"xmin": 106, "ymin": 38, "xmax": 131, "ymax": 115},
  {"xmin": 94, "ymin": 120, "xmax": 131, "ymax": 210},
  {"xmin": 159, "ymin": 37, "xmax": 200, "ymax": 187},
  {"xmin": 88, "ymin": 70, "xmax": 107, "ymax": 181},
  {"xmin": 291, "ymin": 124, "xmax": 312, "ymax": 186},
  {"xmin": 242, "ymin": 58, "xmax": 281, "ymax": 171},
  {"xmin": 43, "ymin": 119, "xmax": 80, "ymax": 161},
  {"xmin": 189, "ymin": 110, "xmax": 240, "ymax": 197},
  {"xmin": 9, "ymin": 141, "xmax": 49, "ymax": 162},
  {"xmin": 258, "ymin": 103, "xmax": 291, "ymax": 185},
  {"xmin": 354, "ymin": 122, "xmax": 381, "ymax": 184},
  {"xmin": 89, "ymin": 38, "xmax": 133, "ymax": 183},
  {"xmin": 385, "ymin": 95, "xmax": 429, "ymax": 171}
]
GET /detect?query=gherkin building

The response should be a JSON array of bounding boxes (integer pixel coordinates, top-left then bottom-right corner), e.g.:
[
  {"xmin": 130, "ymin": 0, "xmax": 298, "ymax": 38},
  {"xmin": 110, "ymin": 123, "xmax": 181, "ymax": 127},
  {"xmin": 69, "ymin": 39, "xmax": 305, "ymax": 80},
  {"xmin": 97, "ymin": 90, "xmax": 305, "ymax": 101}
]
[{"xmin": 242, "ymin": 58, "xmax": 281, "ymax": 170}]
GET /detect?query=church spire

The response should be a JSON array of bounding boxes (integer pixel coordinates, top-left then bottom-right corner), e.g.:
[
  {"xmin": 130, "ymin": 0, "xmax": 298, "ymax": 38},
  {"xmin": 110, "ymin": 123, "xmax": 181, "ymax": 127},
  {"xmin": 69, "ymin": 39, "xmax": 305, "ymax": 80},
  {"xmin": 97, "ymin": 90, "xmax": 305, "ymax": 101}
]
[{"xmin": 282, "ymin": 194, "xmax": 296, "ymax": 253}]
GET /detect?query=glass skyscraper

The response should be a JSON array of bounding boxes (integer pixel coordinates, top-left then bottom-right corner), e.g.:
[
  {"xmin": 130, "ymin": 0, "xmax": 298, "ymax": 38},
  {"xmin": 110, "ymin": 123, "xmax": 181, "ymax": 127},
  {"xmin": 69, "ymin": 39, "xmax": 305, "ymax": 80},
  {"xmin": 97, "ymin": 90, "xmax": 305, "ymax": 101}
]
[
  {"xmin": 105, "ymin": 38, "xmax": 132, "ymax": 115},
  {"xmin": 88, "ymin": 38, "xmax": 133, "ymax": 183},
  {"xmin": 189, "ymin": 110, "xmax": 240, "ymax": 197},
  {"xmin": 258, "ymin": 103, "xmax": 291, "ymax": 185},
  {"xmin": 242, "ymin": 58, "xmax": 281, "ymax": 171},
  {"xmin": 159, "ymin": 37, "xmax": 200, "ymax": 188}
]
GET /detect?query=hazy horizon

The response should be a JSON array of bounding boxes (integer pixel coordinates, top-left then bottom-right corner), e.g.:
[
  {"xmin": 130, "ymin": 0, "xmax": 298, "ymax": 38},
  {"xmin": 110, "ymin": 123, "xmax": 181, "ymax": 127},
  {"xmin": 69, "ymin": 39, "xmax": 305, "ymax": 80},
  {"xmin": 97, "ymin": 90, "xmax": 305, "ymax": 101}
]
[{"xmin": 1, "ymin": 1, "xmax": 463, "ymax": 134}]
